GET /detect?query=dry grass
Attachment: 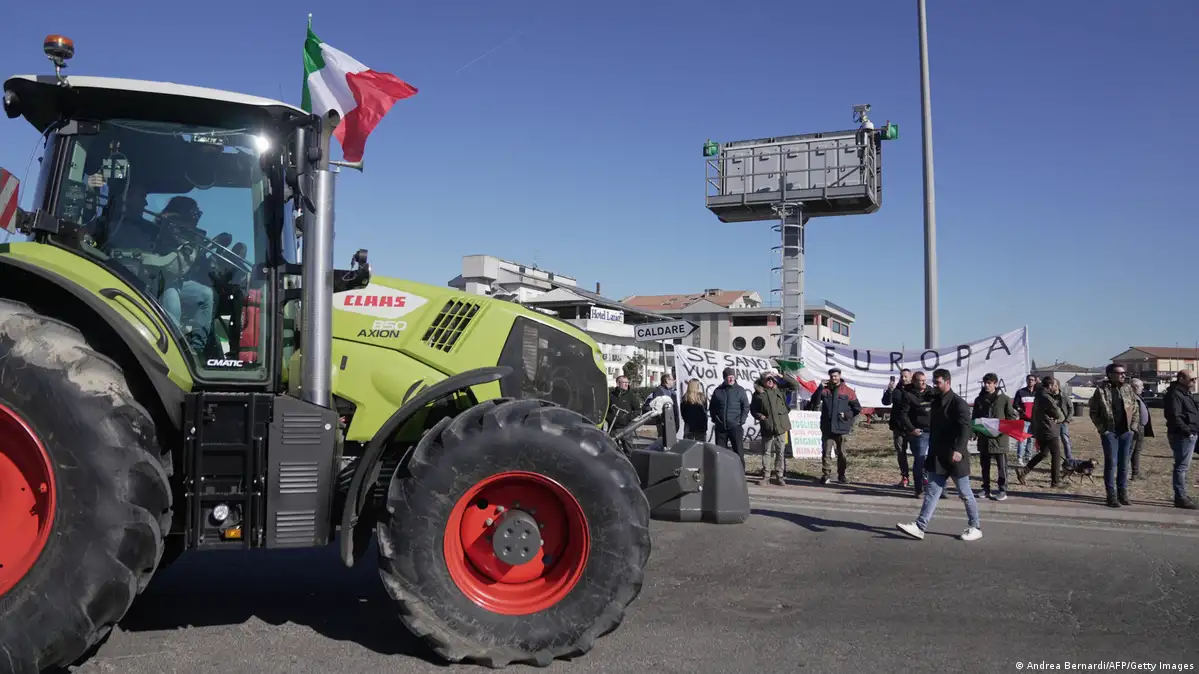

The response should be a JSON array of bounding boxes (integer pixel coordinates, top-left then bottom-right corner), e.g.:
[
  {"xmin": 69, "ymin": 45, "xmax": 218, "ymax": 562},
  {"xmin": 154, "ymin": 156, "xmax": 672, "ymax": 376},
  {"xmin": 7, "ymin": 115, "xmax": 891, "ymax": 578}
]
[{"xmin": 740, "ymin": 409, "xmax": 1186, "ymax": 506}]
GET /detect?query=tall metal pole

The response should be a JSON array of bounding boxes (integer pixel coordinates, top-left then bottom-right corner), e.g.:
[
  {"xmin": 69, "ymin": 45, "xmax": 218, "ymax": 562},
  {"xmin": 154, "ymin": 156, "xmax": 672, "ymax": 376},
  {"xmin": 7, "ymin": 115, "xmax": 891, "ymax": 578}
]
[{"xmin": 917, "ymin": 0, "xmax": 939, "ymax": 349}]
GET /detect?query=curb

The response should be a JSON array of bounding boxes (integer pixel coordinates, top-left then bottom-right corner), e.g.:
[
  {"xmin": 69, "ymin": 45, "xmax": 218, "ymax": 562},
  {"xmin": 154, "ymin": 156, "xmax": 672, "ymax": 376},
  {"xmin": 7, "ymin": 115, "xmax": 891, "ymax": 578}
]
[{"xmin": 746, "ymin": 483, "xmax": 1199, "ymax": 529}]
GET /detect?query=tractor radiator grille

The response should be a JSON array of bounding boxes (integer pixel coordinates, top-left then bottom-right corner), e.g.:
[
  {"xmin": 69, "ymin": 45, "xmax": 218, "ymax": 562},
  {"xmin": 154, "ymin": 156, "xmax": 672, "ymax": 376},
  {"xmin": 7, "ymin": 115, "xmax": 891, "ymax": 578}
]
[{"xmin": 422, "ymin": 300, "xmax": 480, "ymax": 352}]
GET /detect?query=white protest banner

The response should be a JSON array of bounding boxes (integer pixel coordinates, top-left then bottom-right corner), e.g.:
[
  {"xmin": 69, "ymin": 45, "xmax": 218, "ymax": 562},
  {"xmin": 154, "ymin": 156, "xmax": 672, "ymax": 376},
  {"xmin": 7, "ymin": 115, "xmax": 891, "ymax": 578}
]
[
  {"xmin": 672, "ymin": 344, "xmax": 772, "ymax": 442},
  {"xmin": 799, "ymin": 327, "xmax": 1030, "ymax": 410},
  {"xmin": 788, "ymin": 410, "xmax": 822, "ymax": 459}
]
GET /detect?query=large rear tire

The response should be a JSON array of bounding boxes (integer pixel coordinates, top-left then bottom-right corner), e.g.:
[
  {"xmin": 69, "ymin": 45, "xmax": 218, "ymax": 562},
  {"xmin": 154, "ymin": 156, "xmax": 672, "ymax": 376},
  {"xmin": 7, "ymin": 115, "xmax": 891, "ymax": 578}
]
[
  {"xmin": 376, "ymin": 398, "xmax": 651, "ymax": 668},
  {"xmin": 0, "ymin": 300, "xmax": 173, "ymax": 673}
]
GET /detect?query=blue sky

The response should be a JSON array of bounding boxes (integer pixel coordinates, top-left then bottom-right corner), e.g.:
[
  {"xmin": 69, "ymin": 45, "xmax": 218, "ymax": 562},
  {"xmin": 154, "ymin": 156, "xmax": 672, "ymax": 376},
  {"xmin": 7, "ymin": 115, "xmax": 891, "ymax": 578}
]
[{"xmin": 2, "ymin": 0, "xmax": 1196, "ymax": 367}]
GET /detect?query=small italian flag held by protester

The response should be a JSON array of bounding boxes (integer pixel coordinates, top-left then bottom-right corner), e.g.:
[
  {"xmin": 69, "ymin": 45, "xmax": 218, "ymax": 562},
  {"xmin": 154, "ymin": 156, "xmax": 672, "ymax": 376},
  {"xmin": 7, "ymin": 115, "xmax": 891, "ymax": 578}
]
[
  {"xmin": 301, "ymin": 20, "xmax": 418, "ymax": 163},
  {"xmin": 775, "ymin": 357, "xmax": 819, "ymax": 395},
  {"xmin": 971, "ymin": 418, "xmax": 1032, "ymax": 441}
]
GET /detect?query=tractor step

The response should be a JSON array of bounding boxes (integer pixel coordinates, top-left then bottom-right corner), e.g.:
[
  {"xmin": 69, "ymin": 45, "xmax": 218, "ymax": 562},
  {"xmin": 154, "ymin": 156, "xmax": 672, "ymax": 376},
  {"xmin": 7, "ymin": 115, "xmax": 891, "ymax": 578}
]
[{"xmin": 183, "ymin": 392, "xmax": 339, "ymax": 550}]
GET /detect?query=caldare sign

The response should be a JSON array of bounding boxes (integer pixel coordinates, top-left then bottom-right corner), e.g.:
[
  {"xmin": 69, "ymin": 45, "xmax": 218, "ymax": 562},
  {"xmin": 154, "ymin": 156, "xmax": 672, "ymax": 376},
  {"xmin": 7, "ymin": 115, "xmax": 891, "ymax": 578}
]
[
  {"xmin": 799, "ymin": 327, "xmax": 1030, "ymax": 409},
  {"xmin": 635, "ymin": 320, "xmax": 698, "ymax": 342}
]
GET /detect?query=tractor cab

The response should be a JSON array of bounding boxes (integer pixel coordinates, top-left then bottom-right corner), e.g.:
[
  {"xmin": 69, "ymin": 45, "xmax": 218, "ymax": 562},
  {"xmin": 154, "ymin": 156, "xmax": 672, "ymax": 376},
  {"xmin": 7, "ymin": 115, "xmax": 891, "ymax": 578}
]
[{"xmin": 3, "ymin": 68, "xmax": 307, "ymax": 385}]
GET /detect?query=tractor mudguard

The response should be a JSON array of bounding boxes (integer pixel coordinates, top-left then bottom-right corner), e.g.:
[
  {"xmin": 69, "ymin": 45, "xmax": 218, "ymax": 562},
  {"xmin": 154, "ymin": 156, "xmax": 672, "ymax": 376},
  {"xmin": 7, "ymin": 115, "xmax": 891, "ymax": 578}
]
[
  {"xmin": 338, "ymin": 365, "xmax": 512, "ymax": 567},
  {"xmin": 0, "ymin": 253, "xmax": 186, "ymax": 430}
]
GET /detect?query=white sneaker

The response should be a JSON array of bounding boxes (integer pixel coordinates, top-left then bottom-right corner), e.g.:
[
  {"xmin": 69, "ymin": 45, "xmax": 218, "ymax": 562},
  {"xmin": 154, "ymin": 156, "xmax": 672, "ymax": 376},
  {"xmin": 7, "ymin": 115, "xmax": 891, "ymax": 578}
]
[
  {"xmin": 896, "ymin": 522, "xmax": 924, "ymax": 540},
  {"xmin": 959, "ymin": 527, "xmax": 983, "ymax": 541}
]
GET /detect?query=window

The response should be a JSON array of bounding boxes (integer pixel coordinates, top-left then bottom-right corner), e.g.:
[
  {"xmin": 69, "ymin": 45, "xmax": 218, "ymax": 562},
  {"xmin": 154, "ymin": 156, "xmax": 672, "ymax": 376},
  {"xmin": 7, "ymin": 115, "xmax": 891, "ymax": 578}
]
[
  {"xmin": 732, "ymin": 336, "xmax": 747, "ymax": 351},
  {"xmin": 51, "ymin": 119, "xmax": 275, "ymax": 380},
  {"xmin": 751, "ymin": 336, "xmax": 766, "ymax": 351}
]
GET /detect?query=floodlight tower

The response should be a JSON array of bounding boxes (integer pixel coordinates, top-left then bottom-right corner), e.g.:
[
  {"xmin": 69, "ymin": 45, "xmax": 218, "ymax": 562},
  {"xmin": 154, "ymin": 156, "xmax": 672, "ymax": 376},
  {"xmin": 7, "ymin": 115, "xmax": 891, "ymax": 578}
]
[{"xmin": 703, "ymin": 106, "xmax": 898, "ymax": 372}]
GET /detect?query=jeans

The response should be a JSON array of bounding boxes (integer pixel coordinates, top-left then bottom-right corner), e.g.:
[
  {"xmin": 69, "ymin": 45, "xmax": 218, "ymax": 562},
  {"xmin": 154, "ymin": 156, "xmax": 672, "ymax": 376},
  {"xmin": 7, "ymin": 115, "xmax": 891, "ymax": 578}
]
[
  {"xmin": 916, "ymin": 471, "xmax": 980, "ymax": 531},
  {"xmin": 1167, "ymin": 432, "xmax": 1197, "ymax": 502},
  {"xmin": 893, "ymin": 430, "xmax": 911, "ymax": 478},
  {"xmin": 161, "ymin": 280, "xmax": 214, "ymax": 353},
  {"xmin": 1015, "ymin": 422, "xmax": 1034, "ymax": 463},
  {"xmin": 910, "ymin": 432, "xmax": 930, "ymax": 492},
  {"xmin": 1060, "ymin": 421, "xmax": 1074, "ymax": 463},
  {"xmin": 1100, "ymin": 430, "xmax": 1135, "ymax": 494}
]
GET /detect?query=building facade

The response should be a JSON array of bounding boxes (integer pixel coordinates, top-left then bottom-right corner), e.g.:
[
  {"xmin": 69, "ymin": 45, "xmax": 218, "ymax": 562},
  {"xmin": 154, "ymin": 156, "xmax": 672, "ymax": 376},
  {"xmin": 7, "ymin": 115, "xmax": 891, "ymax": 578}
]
[
  {"xmin": 1111, "ymin": 347, "xmax": 1199, "ymax": 392},
  {"xmin": 448, "ymin": 255, "xmax": 672, "ymax": 386},
  {"xmin": 621, "ymin": 289, "xmax": 854, "ymax": 358}
]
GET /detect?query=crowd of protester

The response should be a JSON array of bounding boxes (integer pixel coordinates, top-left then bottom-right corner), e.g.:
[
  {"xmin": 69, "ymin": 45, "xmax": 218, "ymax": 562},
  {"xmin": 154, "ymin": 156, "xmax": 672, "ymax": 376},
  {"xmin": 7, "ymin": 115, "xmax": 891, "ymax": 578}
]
[{"xmin": 607, "ymin": 362, "xmax": 1198, "ymax": 520}]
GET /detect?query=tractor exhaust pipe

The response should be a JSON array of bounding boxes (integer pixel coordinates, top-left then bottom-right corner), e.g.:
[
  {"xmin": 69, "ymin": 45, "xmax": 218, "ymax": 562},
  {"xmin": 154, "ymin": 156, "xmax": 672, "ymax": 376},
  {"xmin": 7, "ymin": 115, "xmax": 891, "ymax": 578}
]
[{"xmin": 299, "ymin": 112, "xmax": 338, "ymax": 408}]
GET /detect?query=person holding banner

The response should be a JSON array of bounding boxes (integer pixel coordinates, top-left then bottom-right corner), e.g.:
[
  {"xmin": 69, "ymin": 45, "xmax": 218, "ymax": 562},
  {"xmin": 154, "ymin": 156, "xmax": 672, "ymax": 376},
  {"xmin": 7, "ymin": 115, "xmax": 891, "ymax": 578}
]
[
  {"xmin": 752, "ymin": 369, "xmax": 799, "ymax": 486},
  {"xmin": 897, "ymin": 368, "xmax": 983, "ymax": 542},
  {"xmin": 805, "ymin": 368, "xmax": 862, "ymax": 484}
]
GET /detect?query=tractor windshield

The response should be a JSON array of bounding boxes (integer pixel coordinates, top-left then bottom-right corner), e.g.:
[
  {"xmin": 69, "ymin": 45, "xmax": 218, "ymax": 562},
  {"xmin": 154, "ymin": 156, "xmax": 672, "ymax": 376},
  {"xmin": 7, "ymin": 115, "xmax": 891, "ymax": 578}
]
[{"xmin": 45, "ymin": 118, "xmax": 277, "ymax": 380}]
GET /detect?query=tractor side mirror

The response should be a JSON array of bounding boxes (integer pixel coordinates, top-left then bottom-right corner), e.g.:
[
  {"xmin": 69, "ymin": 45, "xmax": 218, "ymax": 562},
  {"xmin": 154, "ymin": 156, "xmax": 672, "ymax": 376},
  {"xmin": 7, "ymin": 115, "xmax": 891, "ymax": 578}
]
[
  {"xmin": 332, "ymin": 249, "xmax": 371, "ymax": 293},
  {"xmin": 1, "ymin": 169, "xmax": 24, "ymax": 234}
]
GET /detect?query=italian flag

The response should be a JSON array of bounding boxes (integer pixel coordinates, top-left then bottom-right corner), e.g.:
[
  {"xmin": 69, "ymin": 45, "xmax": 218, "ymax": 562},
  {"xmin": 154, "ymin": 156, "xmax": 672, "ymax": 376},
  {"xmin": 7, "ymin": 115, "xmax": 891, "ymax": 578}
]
[
  {"xmin": 302, "ymin": 25, "xmax": 418, "ymax": 163},
  {"xmin": 775, "ymin": 357, "xmax": 819, "ymax": 395},
  {"xmin": 971, "ymin": 418, "xmax": 1032, "ymax": 441}
]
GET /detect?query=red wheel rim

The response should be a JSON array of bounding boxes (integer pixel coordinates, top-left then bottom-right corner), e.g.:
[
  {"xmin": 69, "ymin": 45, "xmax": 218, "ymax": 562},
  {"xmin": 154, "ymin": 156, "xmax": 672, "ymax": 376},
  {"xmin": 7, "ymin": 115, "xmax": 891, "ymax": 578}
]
[
  {"xmin": 443, "ymin": 471, "xmax": 590, "ymax": 616},
  {"xmin": 0, "ymin": 403, "xmax": 55, "ymax": 597}
]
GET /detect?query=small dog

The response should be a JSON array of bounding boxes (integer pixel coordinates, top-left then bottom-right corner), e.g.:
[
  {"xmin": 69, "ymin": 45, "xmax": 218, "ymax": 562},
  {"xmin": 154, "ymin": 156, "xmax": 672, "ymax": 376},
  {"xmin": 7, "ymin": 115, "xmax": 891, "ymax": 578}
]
[{"xmin": 1062, "ymin": 458, "xmax": 1096, "ymax": 483}]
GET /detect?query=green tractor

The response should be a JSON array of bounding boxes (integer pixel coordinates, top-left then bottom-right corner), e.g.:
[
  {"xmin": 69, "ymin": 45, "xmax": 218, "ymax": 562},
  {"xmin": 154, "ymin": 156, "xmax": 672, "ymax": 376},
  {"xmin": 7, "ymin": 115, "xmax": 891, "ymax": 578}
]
[{"xmin": 0, "ymin": 35, "xmax": 650, "ymax": 673}]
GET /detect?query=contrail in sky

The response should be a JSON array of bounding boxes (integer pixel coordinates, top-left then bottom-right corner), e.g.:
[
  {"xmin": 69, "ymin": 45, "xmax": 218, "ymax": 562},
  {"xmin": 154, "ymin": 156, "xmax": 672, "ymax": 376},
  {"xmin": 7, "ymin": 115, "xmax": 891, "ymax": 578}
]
[{"xmin": 454, "ymin": 30, "xmax": 528, "ymax": 74}]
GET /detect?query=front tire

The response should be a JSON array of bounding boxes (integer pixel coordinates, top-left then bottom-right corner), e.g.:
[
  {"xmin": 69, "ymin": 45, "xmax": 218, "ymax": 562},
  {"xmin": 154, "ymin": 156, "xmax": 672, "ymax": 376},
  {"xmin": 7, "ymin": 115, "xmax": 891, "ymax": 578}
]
[
  {"xmin": 0, "ymin": 300, "xmax": 173, "ymax": 673},
  {"xmin": 376, "ymin": 398, "xmax": 651, "ymax": 668}
]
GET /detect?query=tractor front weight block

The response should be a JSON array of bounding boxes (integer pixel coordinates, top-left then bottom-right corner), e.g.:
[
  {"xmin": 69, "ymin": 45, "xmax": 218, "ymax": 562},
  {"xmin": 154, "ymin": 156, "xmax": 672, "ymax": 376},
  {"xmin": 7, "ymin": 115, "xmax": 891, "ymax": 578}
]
[{"xmin": 629, "ymin": 439, "xmax": 750, "ymax": 524}]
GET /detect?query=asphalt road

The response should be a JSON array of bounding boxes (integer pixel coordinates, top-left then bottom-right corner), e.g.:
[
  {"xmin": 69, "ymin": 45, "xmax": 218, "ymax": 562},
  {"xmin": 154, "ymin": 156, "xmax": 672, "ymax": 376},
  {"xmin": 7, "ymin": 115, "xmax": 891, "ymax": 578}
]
[{"xmin": 72, "ymin": 500, "xmax": 1199, "ymax": 674}]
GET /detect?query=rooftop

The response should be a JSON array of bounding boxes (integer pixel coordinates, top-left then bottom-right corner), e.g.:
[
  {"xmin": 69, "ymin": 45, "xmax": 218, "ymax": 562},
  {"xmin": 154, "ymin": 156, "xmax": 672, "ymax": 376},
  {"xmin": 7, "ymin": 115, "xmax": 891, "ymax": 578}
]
[
  {"xmin": 521, "ymin": 286, "xmax": 668, "ymax": 320},
  {"xmin": 1033, "ymin": 362, "xmax": 1099, "ymax": 373},
  {"xmin": 1116, "ymin": 346, "xmax": 1199, "ymax": 360},
  {"xmin": 621, "ymin": 289, "xmax": 752, "ymax": 311}
]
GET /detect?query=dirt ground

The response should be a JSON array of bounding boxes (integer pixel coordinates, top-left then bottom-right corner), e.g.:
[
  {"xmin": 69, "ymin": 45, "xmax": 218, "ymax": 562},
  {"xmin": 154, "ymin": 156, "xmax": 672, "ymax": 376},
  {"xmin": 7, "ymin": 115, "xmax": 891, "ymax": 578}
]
[{"xmin": 741, "ymin": 408, "xmax": 1187, "ymax": 507}]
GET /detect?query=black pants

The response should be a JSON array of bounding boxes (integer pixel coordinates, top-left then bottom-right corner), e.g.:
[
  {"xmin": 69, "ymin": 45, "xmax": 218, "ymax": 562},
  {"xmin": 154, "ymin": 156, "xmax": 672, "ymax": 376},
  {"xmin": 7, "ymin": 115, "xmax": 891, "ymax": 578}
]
[
  {"xmin": 714, "ymin": 425, "xmax": 745, "ymax": 465},
  {"xmin": 1027, "ymin": 435, "xmax": 1062, "ymax": 485},
  {"xmin": 1131, "ymin": 430, "xmax": 1144, "ymax": 477},
  {"xmin": 979, "ymin": 453, "xmax": 1007, "ymax": 494},
  {"xmin": 893, "ymin": 430, "xmax": 911, "ymax": 478}
]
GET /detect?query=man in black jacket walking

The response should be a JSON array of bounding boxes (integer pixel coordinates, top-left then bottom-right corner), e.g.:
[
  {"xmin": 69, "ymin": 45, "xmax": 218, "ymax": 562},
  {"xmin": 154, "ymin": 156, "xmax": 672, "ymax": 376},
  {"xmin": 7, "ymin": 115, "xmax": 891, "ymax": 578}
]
[
  {"xmin": 896, "ymin": 369, "xmax": 983, "ymax": 541},
  {"xmin": 882, "ymin": 368, "xmax": 914, "ymax": 488},
  {"xmin": 709, "ymin": 367, "xmax": 750, "ymax": 465},
  {"xmin": 1163, "ymin": 370, "xmax": 1199, "ymax": 510}
]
